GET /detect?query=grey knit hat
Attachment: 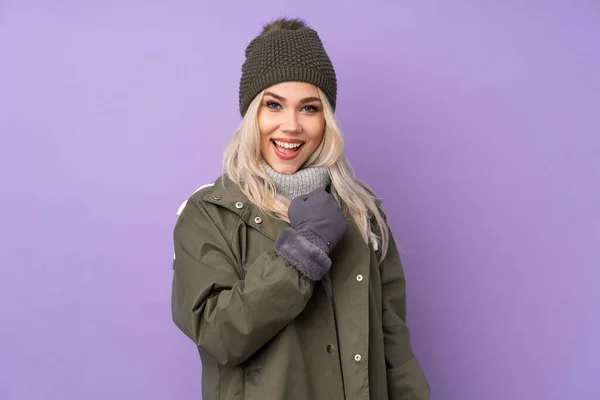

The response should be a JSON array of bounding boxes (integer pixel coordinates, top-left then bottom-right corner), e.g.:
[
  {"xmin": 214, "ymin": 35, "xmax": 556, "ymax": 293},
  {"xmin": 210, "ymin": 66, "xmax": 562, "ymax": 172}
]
[{"xmin": 239, "ymin": 18, "xmax": 337, "ymax": 117}]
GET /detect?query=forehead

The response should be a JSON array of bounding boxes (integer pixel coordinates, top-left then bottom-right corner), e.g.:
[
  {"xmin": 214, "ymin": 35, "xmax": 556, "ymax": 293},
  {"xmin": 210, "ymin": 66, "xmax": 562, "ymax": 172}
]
[{"xmin": 264, "ymin": 81, "xmax": 320, "ymax": 98}]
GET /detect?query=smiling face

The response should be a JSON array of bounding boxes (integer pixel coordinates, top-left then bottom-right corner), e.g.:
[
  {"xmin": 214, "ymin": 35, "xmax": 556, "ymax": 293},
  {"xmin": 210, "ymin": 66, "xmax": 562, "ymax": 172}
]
[{"xmin": 258, "ymin": 81, "xmax": 326, "ymax": 175}]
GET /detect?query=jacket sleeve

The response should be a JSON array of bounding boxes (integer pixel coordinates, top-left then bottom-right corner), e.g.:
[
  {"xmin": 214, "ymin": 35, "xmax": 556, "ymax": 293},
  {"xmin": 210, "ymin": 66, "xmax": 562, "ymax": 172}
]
[
  {"xmin": 380, "ymin": 223, "xmax": 431, "ymax": 399},
  {"xmin": 171, "ymin": 197, "xmax": 315, "ymax": 367}
]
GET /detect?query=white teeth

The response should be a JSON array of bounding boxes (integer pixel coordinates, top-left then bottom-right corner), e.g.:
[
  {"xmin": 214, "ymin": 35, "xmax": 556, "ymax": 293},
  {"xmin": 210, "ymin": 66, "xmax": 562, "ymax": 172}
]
[{"xmin": 274, "ymin": 140, "xmax": 302, "ymax": 149}]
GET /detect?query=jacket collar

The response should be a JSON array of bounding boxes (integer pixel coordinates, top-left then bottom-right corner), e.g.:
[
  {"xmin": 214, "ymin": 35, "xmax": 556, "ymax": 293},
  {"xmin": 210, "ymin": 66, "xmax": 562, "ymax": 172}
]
[
  {"xmin": 202, "ymin": 175, "xmax": 289, "ymax": 242},
  {"xmin": 202, "ymin": 174, "xmax": 381, "ymax": 251}
]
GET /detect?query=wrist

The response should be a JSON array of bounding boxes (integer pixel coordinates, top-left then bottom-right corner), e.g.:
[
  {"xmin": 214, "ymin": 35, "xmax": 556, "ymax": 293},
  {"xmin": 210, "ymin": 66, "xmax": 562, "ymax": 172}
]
[
  {"xmin": 274, "ymin": 227, "xmax": 331, "ymax": 281},
  {"xmin": 296, "ymin": 228, "xmax": 331, "ymax": 255}
]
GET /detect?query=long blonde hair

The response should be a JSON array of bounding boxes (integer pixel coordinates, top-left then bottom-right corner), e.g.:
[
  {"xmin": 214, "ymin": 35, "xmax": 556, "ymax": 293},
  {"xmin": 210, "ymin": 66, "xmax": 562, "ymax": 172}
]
[{"xmin": 223, "ymin": 89, "xmax": 389, "ymax": 261}]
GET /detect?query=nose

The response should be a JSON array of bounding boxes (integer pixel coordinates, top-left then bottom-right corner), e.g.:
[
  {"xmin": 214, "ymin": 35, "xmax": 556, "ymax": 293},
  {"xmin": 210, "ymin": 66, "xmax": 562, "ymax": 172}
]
[{"xmin": 281, "ymin": 110, "xmax": 302, "ymax": 134}]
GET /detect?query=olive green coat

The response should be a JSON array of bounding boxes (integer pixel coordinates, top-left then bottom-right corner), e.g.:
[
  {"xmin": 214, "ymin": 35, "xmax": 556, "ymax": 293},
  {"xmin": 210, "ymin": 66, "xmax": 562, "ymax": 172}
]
[{"xmin": 171, "ymin": 175, "xmax": 429, "ymax": 399}]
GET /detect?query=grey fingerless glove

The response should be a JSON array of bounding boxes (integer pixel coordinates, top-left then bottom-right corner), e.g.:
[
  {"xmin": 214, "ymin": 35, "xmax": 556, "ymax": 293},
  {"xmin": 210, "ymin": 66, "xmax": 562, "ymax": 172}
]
[{"xmin": 274, "ymin": 189, "xmax": 348, "ymax": 281}]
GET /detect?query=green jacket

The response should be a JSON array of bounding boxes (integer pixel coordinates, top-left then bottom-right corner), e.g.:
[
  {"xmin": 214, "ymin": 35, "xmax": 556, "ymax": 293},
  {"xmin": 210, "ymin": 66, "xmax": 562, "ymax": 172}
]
[{"xmin": 171, "ymin": 175, "xmax": 430, "ymax": 399}]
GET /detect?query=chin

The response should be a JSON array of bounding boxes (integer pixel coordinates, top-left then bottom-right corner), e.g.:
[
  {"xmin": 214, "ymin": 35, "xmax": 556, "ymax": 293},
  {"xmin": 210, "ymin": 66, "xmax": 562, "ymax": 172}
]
[{"xmin": 270, "ymin": 161, "xmax": 302, "ymax": 175}]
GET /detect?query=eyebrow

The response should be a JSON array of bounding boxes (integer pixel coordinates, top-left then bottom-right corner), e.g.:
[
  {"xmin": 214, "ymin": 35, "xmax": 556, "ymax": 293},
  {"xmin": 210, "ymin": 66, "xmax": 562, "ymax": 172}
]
[{"xmin": 264, "ymin": 91, "xmax": 321, "ymax": 103}]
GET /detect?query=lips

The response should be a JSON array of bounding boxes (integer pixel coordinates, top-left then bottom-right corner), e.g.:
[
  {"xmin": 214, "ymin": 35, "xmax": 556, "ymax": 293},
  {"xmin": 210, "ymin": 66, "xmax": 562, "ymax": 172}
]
[{"xmin": 271, "ymin": 139, "xmax": 304, "ymax": 160}]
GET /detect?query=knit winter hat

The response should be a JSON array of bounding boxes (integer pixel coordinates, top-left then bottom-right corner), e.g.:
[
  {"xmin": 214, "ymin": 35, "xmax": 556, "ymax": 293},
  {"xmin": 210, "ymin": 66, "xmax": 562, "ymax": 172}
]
[{"xmin": 239, "ymin": 18, "xmax": 337, "ymax": 117}]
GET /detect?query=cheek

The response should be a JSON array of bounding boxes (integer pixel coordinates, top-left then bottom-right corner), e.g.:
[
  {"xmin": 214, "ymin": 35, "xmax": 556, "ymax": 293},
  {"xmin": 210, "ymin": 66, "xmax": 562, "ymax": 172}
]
[
  {"xmin": 258, "ymin": 114, "xmax": 278, "ymax": 136},
  {"xmin": 307, "ymin": 119, "xmax": 326, "ymax": 146},
  {"xmin": 258, "ymin": 115, "xmax": 272, "ymax": 147}
]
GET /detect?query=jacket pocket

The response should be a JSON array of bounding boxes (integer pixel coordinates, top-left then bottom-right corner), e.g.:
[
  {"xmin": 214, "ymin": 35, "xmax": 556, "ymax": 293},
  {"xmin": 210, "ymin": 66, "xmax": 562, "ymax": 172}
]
[
  {"xmin": 242, "ymin": 344, "xmax": 268, "ymax": 398},
  {"xmin": 243, "ymin": 361, "xmax": 265, "ymax": 400},
  {"xmin": 386, "ymin": 357, "xmax": 430, "ymax": 400}
]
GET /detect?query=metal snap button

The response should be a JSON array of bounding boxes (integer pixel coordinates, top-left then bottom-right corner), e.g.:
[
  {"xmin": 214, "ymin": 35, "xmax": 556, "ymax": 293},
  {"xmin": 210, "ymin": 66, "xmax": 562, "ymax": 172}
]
[
  {"xmin": 212, "ymin": 195, "xmax": 221, "ymax": 200},
  {"xmin": 235, "ymin": 202, "xmax": 244, "ymax": 209},
  {"xmin": 326, "ymin": 344, "xmax": 335, "ymax": 354},
  {"xmin": 354, "ymin": 354, "xmax": 362, "ymax": 362},
  {"xmin": 356, "ymin": 274, "xmax": 363, "ymax": 282},
  {"xmin": 254, "ymin": 216, "xmax": 262, "ymax": 224}
]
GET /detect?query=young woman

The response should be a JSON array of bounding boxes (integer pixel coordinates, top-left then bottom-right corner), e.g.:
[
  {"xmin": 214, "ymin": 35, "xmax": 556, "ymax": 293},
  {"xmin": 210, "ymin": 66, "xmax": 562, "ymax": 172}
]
[{"xmin": 171, "ymin": 18, "xmax": 430, "ymax": 400}]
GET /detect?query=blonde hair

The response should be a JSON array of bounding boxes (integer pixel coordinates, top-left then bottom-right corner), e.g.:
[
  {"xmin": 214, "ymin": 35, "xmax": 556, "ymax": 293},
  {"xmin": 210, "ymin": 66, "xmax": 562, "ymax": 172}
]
[{"xmin": 223, "ymin": 89, "xmax": 389, "ymax": 261}]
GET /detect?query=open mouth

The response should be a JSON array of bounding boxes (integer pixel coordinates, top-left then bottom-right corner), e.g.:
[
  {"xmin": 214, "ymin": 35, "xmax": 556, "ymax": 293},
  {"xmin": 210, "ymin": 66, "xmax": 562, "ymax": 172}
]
[{"xmin": 271, "ymin": 139, "xmax": 304, "ymax": 160}]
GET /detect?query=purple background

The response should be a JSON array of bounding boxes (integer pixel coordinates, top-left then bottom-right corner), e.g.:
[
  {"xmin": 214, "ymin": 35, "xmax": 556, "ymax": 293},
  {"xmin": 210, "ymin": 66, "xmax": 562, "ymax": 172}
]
[{"xmin": 1, "ymin": 1, "xmax": 599, "ymax": 399}]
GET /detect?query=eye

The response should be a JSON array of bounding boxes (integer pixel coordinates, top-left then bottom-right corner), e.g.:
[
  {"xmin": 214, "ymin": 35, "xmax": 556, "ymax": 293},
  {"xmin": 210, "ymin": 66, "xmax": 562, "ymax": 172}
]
[
  {"xmin": 302, "ymin": 104, "xmax": 320, "ymax": 113},
  {"xmin": 266, "ymin": 101, "xmax": 281, "ymax": 110}
]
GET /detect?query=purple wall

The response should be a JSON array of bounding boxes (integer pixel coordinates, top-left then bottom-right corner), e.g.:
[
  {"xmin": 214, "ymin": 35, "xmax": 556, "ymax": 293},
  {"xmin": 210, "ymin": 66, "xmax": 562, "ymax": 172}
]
[{"xmin": 1, "ymin": 1, "xmax": 598, "ymax": 399}]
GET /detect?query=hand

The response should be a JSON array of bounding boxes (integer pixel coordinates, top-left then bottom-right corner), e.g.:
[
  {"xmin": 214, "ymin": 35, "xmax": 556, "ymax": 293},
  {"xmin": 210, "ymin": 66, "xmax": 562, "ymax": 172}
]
[{"xmin": 288, "ymin": 189, "xmax": 348, "ymax": 253}]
